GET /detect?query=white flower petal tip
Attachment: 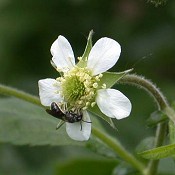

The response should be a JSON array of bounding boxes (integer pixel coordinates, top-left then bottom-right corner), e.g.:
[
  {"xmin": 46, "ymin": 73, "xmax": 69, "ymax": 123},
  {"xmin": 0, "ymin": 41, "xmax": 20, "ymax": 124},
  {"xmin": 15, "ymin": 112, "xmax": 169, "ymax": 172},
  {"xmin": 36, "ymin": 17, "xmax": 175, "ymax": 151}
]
[
  {"xmin": 66, "ymin": 111, "xmax": 91, "ymax": 141},
  {"xmin": 96, "ymin": 89, "xmax": 132, "ymax": 120},
  {"xmin": 50, "ymin": 35, "xmax": 75, "ymax": 71},
  {"xmin": 87, "ymin": 37, "xmax": 121, "ymax": 76},
  {"xmin": 38, "ymin": 78, "xmax": 62, "ymax": 106}
]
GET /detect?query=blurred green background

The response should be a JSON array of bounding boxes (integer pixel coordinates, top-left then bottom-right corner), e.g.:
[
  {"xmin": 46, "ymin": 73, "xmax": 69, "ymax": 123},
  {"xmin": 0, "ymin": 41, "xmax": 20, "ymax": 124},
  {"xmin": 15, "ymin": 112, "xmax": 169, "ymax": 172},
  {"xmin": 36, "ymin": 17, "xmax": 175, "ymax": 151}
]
[{"xmin": 0, "ymin": 0, "xmax": 175, "ymax": 174}]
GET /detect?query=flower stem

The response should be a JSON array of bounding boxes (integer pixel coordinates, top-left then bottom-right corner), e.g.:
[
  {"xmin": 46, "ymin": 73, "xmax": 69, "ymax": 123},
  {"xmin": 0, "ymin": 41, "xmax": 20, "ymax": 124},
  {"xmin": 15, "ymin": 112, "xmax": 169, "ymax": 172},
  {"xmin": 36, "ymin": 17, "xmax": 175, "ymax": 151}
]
[
  {"xmin": 0, "ymin": 84, "xmax": 41, "ymax": 106},
  {"xmin": 119, "ymin": 74, "xmax": 175, "ymax": 175},
  {"xmin": 145, "ymin": 122, "xmax": 167, "ymax": 175},
  {"xmin": 0, "ymin": 83, "xmax": 146, "ymax": 174},
  {"xmin": 92, "ymin": 127, "xmax": 147, "ymax": 175},
  {"xmin": 119, "ymin": 74, "xmax": 168, "ymax": 110}
]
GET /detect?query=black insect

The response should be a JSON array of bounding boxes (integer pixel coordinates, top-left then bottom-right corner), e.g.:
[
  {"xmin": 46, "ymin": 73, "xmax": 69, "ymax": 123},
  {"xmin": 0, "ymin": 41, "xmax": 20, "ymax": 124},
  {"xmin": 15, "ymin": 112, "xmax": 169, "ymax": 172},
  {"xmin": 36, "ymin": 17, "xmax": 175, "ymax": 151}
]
[
  {"xmin": 46, "ymin": 102, "xmax": 91, "ymax": 130},
  {"xmin": 46, "ymin": 102, "xmax": 83, "ymax": 123}
]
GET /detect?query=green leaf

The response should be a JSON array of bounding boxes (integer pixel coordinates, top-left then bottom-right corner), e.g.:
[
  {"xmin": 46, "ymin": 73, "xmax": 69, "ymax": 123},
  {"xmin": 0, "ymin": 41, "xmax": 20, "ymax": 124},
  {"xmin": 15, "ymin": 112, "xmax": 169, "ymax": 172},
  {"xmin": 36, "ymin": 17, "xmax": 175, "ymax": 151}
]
[
  {"xmin": 98, "ymin": 69, "xmax": 133, "ymax": 89},
  {"xmin": 86, "ymin": 135, "xmax": 118, "ymax": 159},
  {"xmin": 0, "ymin": 98, "xmax": 83, "ymax": 146},
  {"xmin": 88, "ymin": 105, "xmax": 116, "ymax": 129},
  {"xmin": 146, "ymin": 111, "xmax": 167, "ymax": 127},
  {"xmin": 136, "ymin": 137, "xmax": 155, "ymax": 153},
  {"xmin": 138, "ymin": 144, "xmax": 175, "ymax": 160},
  {"xmin": 55, "ymin": 157, "xmax": 118, "ymax": 175},
  {"xmin": 112, "ymin": 163, "xmax": 137, "ymax": 175}
]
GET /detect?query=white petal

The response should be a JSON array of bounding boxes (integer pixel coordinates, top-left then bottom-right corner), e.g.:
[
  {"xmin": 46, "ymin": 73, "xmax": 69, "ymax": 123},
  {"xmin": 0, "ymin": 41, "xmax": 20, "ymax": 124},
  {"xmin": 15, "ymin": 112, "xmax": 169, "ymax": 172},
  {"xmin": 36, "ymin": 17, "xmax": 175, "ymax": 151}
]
[
  {"xmin": 38, "ymin": 78, "xmax": 62, "ymax": 106},
  {"xmin": 50, "ymin": 35, "xmax": 75, "ymax": 71},
  {"xmin": 87, "ymin": 37, "xmax": 121, "ymax": 76},
  {"xmin": 96, "ymin": 89, "xmax": 131, "ymax": 119},
  {"xmin": 66, "ymin": 111, "xmax": 91, "ymax": 141}
]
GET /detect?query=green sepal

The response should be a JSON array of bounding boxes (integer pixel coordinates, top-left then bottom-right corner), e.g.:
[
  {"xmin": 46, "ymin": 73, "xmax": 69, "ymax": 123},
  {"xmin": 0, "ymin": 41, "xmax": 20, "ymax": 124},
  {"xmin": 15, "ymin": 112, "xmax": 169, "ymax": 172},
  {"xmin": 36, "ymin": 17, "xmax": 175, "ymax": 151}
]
[
  {"xmin": 98, "ymin": 69, "xmax": 133, "ymax": 89},
  {"xmin": 88, "ymin": 105, "xmax": 116, "ymax": 129},
  {"xmin": 82, "ymin": 30, "xmax": 93, "ymax": 60},
  {"xmin": 77, "ymin": 30, "xmax": 93, "ymax": 68},
  {"xmin": 146, "ymin": 110, "xmax": 167, "ymax": 127},
  {"xmin": 138, "ymin": 143, "xmax": 175, "ymax": 160},
  {"xmin": 87, "ymin": 69, "xmax": 133, "ymax": 129}
]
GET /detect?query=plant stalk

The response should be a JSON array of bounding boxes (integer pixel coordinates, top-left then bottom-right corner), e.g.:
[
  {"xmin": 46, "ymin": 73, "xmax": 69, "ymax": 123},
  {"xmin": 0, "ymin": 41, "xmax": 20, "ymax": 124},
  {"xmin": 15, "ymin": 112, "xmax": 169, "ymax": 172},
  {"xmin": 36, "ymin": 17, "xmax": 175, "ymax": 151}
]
[
  {"xmin": 119, "ymin": 74, "xmax": 174, "ymax": 175},
  {"xmin": 0, "ymin": 83, "xmax": 146, "ymax": 174},
  {"xmin": 0, "ymin": 84, "xmax": 41, "ymax": 106},
  {"xmin": 92, "ymin": 127, "xmax": 147, "ymax": 175}
]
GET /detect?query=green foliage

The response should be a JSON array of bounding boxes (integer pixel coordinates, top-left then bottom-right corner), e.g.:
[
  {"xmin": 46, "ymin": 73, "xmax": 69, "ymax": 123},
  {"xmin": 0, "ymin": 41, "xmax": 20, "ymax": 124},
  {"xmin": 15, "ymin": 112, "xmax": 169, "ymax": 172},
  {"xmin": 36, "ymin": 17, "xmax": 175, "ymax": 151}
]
[
  {"xmin": 136, "ymin": 137, "xmax": 155, "ymax": 153},
  {"xmin": 139, "ymin": 143, "xmax": 175, "ymax": 160},
  {"xmin": 147, "ymin": 0, "xmax": 167, "ymax": 6},
  {"xmin": 170, "ymin": 103, "xmax": 175, "ymax": 144},
  {"xmin": 146, "ymin": 111, "xmax": 167, "ymax": 127},
  {"xmin": 0, "ymin": 0, "xmax": 175, "ymax": 174},
  {"xmin": 169, "ymin": 121, "xmax": 175, "ymax": 144},
  {"xmin": 86, "ymin": 136, "xmax": 117, "ymax": 159},
  {"xmin": 0, "ymin": 98, "xmax": 83, "ymax": 146},
  {"xmin": 112, "ymin": 164, "xmax": 137, "ymax": 175},
  {"xmin": 55, "ymin": 157, "xmax": 118, "ymax": 175},
  {"xmin": 169, "ymin": 120, "xmax": 175, "ymax": 159}
]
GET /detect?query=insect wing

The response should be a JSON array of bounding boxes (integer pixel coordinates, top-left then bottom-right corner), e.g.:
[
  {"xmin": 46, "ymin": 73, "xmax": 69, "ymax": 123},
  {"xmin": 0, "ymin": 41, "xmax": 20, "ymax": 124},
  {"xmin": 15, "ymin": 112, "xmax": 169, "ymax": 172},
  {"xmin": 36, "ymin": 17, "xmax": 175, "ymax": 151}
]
[{"xmin": 46, "ymin": 102, "xmax": 65, "ymax": 119}]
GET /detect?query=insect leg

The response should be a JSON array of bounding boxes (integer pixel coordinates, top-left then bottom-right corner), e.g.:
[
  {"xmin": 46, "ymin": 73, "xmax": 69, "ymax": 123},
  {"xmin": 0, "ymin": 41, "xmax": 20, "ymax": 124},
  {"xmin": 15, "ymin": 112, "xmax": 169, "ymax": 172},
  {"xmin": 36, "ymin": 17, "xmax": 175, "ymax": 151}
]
[
  {"xmin": 82, "ymin": 119, "xmax": 92, "ymax": 123},
  {"xmin": 56, "ymin": 120, "xmax": 65, "ymax": 130},
  {"xmin": 80, "ymin": 121, "xmax": 83, "ymax": 131},
  {"xmin": 79, "ymin": 120, "xmax": 92, "ymax": 131}
]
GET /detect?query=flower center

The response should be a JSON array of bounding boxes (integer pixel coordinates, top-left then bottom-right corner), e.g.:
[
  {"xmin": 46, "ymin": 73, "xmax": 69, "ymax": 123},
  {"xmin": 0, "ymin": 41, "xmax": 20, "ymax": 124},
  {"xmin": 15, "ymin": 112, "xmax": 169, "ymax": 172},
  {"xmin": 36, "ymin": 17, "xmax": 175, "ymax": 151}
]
[{"xmin": 57, "ymin": 66, "xmax": 102, "ymax": 110}]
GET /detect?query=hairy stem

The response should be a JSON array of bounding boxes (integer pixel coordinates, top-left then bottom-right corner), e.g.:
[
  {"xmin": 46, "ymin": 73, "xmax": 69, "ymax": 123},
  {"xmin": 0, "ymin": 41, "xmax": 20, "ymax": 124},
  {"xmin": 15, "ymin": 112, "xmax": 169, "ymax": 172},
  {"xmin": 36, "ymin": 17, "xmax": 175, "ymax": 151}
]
[
  {"xmin": 92, "ymin": 127, "xmax": 146, "ymax": 175},
  {"xmin": 146, "ymin": 122, "xmax": 167, "ymax": 175},
  {"xmin": 119, "ymin": 74, "xmax": 168, "ymax": 110},
  {"xmin": 0, "ymin": 84, "xmax": 41, "ymax": 106},
  {"xmin": 119, "ymin": 74, "xmax": 174, "ymax": 175},
  {"xmin": 0, "ymin": 83, "xmax": 146, "ymax": 174}
]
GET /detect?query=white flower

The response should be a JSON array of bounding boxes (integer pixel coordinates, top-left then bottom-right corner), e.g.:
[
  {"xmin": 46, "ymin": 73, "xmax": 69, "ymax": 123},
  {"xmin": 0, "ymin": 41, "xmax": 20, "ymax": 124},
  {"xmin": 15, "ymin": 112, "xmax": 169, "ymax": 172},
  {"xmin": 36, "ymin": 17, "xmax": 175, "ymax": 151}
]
[{"xmin": 38, "ymin": 35, "xmax": 132, "ymax": 141}]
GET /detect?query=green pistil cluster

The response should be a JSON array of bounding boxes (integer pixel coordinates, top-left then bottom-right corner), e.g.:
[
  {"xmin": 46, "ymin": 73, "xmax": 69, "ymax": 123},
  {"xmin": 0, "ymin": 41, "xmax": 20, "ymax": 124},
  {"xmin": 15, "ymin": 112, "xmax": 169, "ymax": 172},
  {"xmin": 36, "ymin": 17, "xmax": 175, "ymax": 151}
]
[{"xmin": 57, "ymin": 66, "xmax": 103, "ymax": 110}]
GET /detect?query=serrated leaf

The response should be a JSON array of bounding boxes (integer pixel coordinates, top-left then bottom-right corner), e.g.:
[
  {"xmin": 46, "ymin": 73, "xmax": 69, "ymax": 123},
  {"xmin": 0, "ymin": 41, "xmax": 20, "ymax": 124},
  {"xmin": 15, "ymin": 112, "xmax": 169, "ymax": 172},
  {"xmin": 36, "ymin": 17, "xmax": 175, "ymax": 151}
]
[
  {"xmin": 98, "ymin": 69, "xmax": 133, "ymax": 89},
  {"xmin": 88, "ymin": 105, "xmax": 116, "ymax": 129},
  {"xmin": 147, "ymin": 111, "xmax": 167, "ymax": 127},
  {"xmin": 0, "ymin": 98, "xmax": 83, "ymax": 146},
  {"xmin": 138, "ymin": 144, "xmax": 175, "ymax": 160}
]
